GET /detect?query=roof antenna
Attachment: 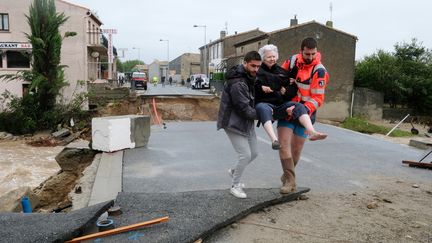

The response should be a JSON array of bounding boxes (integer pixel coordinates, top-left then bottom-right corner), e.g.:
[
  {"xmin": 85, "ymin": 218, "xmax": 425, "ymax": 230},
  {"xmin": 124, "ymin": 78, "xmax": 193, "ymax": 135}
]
[
  {"xmin": 225, "ymin": 21, "xmax": 228, "ymax": 35},
  {"xmin": 329, "ymin": 2, "xmax": 333, "ymax": 21}
]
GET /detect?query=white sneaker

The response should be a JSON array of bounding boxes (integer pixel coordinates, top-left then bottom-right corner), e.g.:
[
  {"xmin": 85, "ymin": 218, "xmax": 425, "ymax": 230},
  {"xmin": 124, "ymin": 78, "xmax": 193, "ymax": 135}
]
[{"xmin": 230, "ymin": 184, "xmax": 247, "ymax": 199}]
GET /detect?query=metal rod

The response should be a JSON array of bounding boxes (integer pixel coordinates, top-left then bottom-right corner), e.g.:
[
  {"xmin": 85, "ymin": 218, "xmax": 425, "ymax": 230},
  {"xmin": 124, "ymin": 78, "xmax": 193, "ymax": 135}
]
[
  {"xmin": 419, "ymin": 149, "xmax": 432, "ymax": 163},
  {"xmin": 386, "ymin": 114, "xmax": 410, "ymax": 136}
]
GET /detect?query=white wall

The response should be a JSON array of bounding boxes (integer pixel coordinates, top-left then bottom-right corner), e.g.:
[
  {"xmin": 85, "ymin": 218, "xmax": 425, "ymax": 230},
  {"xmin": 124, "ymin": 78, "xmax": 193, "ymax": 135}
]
[{"xmin": 0, "ymin": 0, "xmax": 102, "ymax": 110}]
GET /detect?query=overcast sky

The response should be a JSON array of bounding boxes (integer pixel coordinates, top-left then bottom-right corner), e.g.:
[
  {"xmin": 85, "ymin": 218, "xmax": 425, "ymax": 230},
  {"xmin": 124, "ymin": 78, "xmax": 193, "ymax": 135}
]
[{"xmin": 71, "ymin": 0, "xmax": 430, "ymax": 64}]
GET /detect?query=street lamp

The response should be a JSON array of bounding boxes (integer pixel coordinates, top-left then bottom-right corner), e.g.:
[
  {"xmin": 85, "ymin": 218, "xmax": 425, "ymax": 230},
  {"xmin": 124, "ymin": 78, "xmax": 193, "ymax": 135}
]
[
  {"xmin": 132, "ymin": 47, "xmax": 141, "ymax": 61},
  {"xmin": 193, "ymin": 24, "xmax": 207, "ymax": 77},
  {"xmin": 159, "ymin": 39, "xmax": 169, "ymax": 79}
]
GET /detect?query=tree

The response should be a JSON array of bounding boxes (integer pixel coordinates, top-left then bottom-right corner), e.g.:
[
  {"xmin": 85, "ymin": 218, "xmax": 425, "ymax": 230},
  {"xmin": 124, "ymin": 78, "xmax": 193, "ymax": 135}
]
[
  {"xmin": 26, "ymin": 0, "xmax": 76, "ymax": 112},
  {"xmin": 354, "ymin": 50, "xmax": 403, "ymax": 106},
  {"xmin": 355, "ymin": 39, "xmax": 432, "ymax": 113},
  {"xmin": 0, "ymin": 0, "xmax": 77, "ymax": 134},
  {"xmin": 393, "ymin": 39, "xmax": 432, "ymax": 112},
  {"xmin": 116, "ymin": 59, "xmax": 124, "ymax": 72},
  {"xmin": 122, "ymin": 60, "xmax": 144, "ymax": 72}
]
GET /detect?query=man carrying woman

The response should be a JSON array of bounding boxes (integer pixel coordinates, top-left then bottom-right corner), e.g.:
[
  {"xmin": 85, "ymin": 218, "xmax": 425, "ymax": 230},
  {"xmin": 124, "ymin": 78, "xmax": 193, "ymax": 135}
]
[
  {"xmin": 255, "ymin": 44, "xmax": 327, "ymax": 152},
  {"xmin": 277, "ymin": 37, "xmax": 329, "ymax": 194}
]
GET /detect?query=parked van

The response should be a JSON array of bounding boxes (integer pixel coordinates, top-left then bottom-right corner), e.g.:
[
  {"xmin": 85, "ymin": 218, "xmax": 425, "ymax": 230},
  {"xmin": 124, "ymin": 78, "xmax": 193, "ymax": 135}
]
[
  {"xmin": 131, "ymin": 72, "xmax": 147, "ymax": 90},
  {"xmin": 190, "ymin": 74, "xmax": 209, "ymax": 89}
]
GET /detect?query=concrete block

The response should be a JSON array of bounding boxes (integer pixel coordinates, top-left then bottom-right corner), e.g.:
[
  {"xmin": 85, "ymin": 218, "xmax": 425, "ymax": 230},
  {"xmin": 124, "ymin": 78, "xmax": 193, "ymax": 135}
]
[
  {"xmin": 88, "ymin": 151, "xmax": 123, "ymax": 206},
  {"xmin": 409, "ymin": 138, "xmax": 432, "ymax": 150},
  {"xmin": 91, "ymin": 115, "xmax": 150, "ymax": 152}
]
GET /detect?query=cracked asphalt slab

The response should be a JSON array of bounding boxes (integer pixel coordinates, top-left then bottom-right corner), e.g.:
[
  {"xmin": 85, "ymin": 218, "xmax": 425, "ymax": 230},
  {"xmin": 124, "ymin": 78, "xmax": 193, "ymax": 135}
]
[
  {"xmin": 0, "ymin": 201, "xmax": 113, "ymax": 243},
  {"xmin": 2, "ymin": 120, "xmax": 428, "ymax": 242},
  {"xmin": 98, "ymin": 188, "xmax": 309, "ymax": 243}
]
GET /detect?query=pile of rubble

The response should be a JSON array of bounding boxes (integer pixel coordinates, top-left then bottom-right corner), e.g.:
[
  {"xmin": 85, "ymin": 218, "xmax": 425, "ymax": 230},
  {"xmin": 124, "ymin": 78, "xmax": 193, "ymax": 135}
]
[
  {"xmin": 0, "ymin": 131, "xmax": 19, "ymax": 141},
  {"xmin": 26, "ymin": 127, "xmax": 90, "ymax": 147}
]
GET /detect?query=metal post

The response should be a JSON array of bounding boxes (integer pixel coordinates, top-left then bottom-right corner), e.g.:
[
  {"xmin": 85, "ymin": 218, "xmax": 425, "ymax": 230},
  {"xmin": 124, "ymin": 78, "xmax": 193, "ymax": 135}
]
[
  {"xmin": 204, "ymin": 25, "xmax": 207, "ymax": 77},
  {"xmin": 386, "ymin": 114, "xmax": 410, "ymax": 136},
  {"xmin": 167, "ymin": 40, "xmax": 170, "ymax": 77},
  {"xmin": 193, "ymin": 24, "xmax": 207, "ymax": 77},
  {"xmin": 132, "ymin": 47, "xmax": 140, "ymax": 61},
  {"xmin": 159, "ymin": 39, "xmax": 169, "ymax": 78}
]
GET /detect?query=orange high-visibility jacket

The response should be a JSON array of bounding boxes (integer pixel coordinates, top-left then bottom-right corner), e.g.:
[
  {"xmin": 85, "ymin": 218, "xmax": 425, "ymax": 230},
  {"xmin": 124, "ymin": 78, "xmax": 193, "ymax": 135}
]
[{"xmin": 281, "ymin": 52, "xmax": 329, "ymax": 115}]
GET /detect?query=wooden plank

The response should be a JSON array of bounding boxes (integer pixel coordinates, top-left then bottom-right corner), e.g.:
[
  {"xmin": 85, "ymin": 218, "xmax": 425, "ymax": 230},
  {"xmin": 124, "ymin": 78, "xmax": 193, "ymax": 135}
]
[
  {"xmin": 402, "ymin": 160, "xmax": 432, "ymax": 169},
  {"xmin": 65, "ymin": 216, "xmax": 169, "ymax": 243}
]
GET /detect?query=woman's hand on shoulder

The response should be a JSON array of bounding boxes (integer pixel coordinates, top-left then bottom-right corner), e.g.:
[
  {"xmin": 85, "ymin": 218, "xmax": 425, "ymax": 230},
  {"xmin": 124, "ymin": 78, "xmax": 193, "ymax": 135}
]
[
  {"xmin": 280, "ymin": 87, "xmax": 286, "ymax": 95},
  {"xmin": 262, "ymin": 85, "xmax": 273, "ymax": 93}
]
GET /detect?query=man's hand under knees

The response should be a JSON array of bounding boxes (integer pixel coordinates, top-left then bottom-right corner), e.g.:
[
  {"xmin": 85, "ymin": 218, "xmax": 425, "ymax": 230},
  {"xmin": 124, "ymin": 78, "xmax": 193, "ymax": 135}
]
[{"xmin": 286, "ymin": 105, "xmax": 295, "ymax": 120}]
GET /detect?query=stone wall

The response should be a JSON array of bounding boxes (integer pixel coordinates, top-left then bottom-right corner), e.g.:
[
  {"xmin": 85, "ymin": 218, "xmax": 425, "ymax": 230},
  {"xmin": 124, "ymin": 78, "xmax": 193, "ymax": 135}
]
[
  {"xmin": 382, "ymin": 108, "xmax": 412, "ymax": 121},
  {"xmin": 88, "ymin": 83, "xmax": 129, "ymax": 108},
  {"xmin": 352, "ymin": 87, "xmax": 383, "ymax": 121}
]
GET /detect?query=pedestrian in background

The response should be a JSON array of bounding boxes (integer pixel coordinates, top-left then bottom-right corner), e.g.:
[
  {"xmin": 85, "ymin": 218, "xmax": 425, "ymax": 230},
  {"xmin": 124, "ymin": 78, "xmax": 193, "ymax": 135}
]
[
  {"xmin": 217, "ymin": 51, "xmax": 262, "ymax": 199},
  {"xmin": 186, "ymin": 77, "xmax": 191, "ymax": 88},
  {"xmin": 152, "ymin": 76, "xmax": 158, "ymax": 87},
  {"xmin": 161, "ymin": 76, "xmax": 166, "ymax": 87}
]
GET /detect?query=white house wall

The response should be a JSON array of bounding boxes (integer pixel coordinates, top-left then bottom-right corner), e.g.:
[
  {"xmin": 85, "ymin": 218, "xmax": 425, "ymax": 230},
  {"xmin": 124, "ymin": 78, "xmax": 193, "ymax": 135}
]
[
  {"xmin": 0, "ymin": 0, "xmax": 102, "ymax": 110},
  {"xmin": 0, "ymin": 0, "xmax": 32, "ymax": 111},
  {"xmin": 209, "ymin": 42, "xmax": 223, "ymax": 71},
  {"xmin": 56, "ymin": 0, "xmax": 91, "ymax": 106}
]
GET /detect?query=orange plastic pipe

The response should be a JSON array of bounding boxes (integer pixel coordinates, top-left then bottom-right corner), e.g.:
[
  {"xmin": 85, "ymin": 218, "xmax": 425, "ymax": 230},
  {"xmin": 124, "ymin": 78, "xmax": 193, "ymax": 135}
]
[{"xmin": 65, "ymin": 216, "xmax": 169, "ymax": 242}]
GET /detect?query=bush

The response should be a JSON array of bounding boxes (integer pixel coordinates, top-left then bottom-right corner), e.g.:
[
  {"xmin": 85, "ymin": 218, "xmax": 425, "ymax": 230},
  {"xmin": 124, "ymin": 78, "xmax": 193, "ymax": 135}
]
[
  {"xmin": 212, "ymin": 72, "xmax": 225, "ymax": 81},
  {"xmin": 0, "ymin": 92, "xmax": 90, "ymax": 135}
]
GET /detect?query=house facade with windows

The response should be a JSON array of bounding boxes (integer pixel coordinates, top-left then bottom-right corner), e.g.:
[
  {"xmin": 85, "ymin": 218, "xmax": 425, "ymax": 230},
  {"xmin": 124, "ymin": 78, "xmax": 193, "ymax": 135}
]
[
  {"xmin": 198, "ymin": 28, "xmax": 265, "ymax": 74},
  {"xmin": 0, "ymin": 0, "xmax": 112, "ymax": 111},
  {"xmin": 232, "ymin": 20, "xmax": 358, "ymax": 121},
  {"xmin": 148, "ymin": 60, "xmax": 169, "ymax": 83},
  {"xmin": 169, "ymin": 53, "xmax": 200, "ymax": 81}
]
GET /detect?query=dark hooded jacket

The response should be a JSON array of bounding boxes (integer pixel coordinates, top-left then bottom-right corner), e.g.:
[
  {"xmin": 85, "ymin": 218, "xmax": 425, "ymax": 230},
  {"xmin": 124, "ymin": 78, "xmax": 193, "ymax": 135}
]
[
  {"xmin": 217, "ymin": 64, "xmax": 257, "ymax": 136},
  {"xmin": 255, "ymin": 63, "xmax": 297, "ymax": 105}
]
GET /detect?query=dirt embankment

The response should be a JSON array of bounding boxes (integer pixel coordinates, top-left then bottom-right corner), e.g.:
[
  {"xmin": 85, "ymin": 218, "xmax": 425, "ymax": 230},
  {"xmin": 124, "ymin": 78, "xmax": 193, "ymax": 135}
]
[
  {"xmin": 0, "ymin": 95, "xmax": 220, "ymax": 213},
  {"xmin": 96, "ymin": 96, "xmax": 220, "ymax": 123}
]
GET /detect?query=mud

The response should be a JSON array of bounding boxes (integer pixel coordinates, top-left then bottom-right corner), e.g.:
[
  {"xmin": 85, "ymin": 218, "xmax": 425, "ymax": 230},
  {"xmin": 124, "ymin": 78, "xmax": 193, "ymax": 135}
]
[
  {"xmin": 97, "ymin": 96, "xmax": 220, "ymax": 123},
  {"xmin": 0, "ymin": 140, "xmax": 63, "ymax": 196}
]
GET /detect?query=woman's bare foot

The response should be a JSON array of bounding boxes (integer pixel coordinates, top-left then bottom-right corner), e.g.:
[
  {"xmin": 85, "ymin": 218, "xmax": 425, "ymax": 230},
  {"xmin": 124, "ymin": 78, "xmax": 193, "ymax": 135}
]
[{"xmin": 309, "ymin": 132, "xmax": 327, "ymax": 141}]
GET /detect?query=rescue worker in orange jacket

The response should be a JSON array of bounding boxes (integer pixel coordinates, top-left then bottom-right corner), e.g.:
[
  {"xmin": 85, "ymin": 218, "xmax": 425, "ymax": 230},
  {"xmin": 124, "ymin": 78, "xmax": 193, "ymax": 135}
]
[
  {"xmin": 281, "ymin": 41, "xmax": 329, "ymax": 119},
  {"xmin": 276, "ymin": 37, "xmax": 329, "ymax": 194}
]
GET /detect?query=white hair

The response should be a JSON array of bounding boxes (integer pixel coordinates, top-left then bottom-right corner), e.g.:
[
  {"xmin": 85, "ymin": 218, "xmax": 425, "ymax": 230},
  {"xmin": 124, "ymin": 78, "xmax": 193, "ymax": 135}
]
[{"xmin": 258, "ymin": 44, "xmax": 279, "ymax": 61}]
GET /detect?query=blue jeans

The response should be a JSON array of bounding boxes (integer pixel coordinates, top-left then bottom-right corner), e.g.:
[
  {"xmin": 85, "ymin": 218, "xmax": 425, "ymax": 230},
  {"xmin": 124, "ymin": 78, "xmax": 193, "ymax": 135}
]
[{"xmin": 255, "ymin": 101, "xmax": 308, "ymax": 124}]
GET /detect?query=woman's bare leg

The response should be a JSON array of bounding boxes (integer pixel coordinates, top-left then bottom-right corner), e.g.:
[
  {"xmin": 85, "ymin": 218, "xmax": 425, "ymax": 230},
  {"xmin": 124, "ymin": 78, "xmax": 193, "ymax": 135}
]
[{"xmin": 298, "ymin": 114, "xmax": 327, "ymax": 141}]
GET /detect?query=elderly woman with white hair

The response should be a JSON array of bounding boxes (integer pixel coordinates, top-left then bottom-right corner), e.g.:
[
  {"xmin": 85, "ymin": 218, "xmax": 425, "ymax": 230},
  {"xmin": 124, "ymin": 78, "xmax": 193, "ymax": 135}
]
[{"xmin": 255, "ymin": 44, "xmax": 326, "ymax": 150}]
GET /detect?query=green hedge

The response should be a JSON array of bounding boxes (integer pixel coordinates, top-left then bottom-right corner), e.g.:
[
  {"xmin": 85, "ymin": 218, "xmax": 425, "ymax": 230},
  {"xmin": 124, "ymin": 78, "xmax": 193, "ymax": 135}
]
[{"xmin": 212, "ymin": 72, "xmax": 225, "ymax": 81}]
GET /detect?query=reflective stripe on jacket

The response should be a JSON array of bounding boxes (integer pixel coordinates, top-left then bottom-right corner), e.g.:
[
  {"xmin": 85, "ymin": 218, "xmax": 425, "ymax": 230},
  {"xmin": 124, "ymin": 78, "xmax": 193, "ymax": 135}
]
[{"xmin": 281, "ymin": 53, "xmax": 329, "ymax": 115}]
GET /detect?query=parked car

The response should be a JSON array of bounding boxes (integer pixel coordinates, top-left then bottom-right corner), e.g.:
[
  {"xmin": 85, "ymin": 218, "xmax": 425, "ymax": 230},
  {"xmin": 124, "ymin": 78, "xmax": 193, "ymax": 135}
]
[
  {"xmin": 131, "ymin": 72, "xmax": 148, "ymax": 90},
  {"xmin": 190, "ymin": 74, "xmax": 209, "ymax": 89}
]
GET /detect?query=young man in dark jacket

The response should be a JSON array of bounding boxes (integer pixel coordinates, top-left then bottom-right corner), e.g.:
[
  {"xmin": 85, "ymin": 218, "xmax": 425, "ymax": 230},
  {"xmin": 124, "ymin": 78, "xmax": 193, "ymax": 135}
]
[{"xmin": 217, "ymin": 51, "xmax": 261, "ymax": 199}]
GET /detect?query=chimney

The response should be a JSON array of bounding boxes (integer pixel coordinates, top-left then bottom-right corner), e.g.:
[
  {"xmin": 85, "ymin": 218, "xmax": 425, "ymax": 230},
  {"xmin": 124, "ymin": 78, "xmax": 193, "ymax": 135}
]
[
  {"xmin": 326, "ymin": 20, "xmax": 333, "ymax": 28},
  {"xmin": 290, "ymin": 15, "xmax": 298, "ymax": 27},
  {"xmin": 220, "ymin": 30, "xmax": 226, "ymax": 39}
]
